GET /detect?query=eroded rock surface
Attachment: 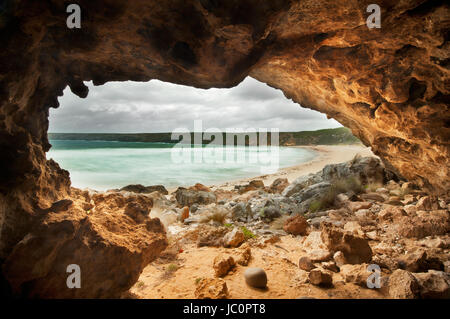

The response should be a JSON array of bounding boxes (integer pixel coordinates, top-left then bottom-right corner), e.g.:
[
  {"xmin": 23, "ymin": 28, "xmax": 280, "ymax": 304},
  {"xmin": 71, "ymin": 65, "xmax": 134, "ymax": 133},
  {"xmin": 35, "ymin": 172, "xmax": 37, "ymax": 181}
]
[
  {"xmin": 2, "ymin": 190, "xmax": 167, "ymax": 298},
  {"xmin": 0, "ymin": 0, "xmax": 449, "ymax": 298}
]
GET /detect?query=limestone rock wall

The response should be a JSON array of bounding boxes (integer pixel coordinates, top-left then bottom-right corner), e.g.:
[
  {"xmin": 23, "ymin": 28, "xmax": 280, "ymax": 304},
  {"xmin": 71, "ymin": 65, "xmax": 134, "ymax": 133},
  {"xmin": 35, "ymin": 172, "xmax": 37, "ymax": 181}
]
[{"xmin": 0, "ymin": 0, "xmax": 448, "ymax": 296}]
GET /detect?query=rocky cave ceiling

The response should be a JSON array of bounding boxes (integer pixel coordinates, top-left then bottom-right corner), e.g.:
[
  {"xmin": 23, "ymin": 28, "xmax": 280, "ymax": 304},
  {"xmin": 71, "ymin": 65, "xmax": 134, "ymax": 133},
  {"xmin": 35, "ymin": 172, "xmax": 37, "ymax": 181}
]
[{"xmin": 0, "ymin": 0, "xmax": 449, "ymax": 296}]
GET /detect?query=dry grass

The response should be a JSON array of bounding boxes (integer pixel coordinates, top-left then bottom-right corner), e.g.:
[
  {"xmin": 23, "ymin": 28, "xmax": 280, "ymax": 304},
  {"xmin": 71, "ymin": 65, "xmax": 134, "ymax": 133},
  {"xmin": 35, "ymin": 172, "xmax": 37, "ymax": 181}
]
[
  {"xmin": 308, "ymin": 176, "xmax": 364, "ymax": 213},
  {"xmin": 199, "ymin": 206, "xmax": 230, "ymax": 224},
  {"xmin": 270, "ymin": 215, "xmax": 291, "ymax": 230}
]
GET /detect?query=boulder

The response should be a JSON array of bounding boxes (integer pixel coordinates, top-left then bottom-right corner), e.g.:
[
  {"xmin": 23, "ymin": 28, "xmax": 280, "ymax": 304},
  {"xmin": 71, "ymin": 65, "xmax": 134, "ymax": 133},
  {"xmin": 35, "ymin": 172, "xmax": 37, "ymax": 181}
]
[
  {"xmin": 397, "ymin": 249, "xmax": 443, "ymax": 273},
  {"xmin": 413, "ymin": 270, "xmax": 450, "ymax": 299},
  {"xmin": 259, "ymin": 206, "xmax": 281, "ymax": 221},
  {"xmin": 347, "ymin": 201, "xmax": 372, "ymax": 213},
  {"xmin": 321, "ymin": 261, "xmax": 339, "ymax": 273},
  {"xmin": 339, "ymin": 263, "xmax": 370, "ymax": 286},
  {"xmin": 291, "ymin": 182, "xmax": 333, "ymax": 214},
  {"xmin": 388, "ymin": 269, "xmax": 420, "ymax": 299},
  {"xmin": 195, "ymin": 278, "xmax": 228, "ymax": 299},
  {"xmin": 360, "ymin": 192, "xmax": 387, "ymax": 202},
  {"xmin": 302, "ymin": 231, "xmax": 332, "ymax": 262},
  {"xmin": 343, "ymin": 221, "xmax": 364, "ymax": 237},
  {"xmin": 197, "ymin": 226, "xmax": 229, "ymax": 247},
  {"xmin": 244, "ymin": 268, "xmax": 267, "ymax": 288},
  {"xmin": 180, "ymin": 206, "xmax": 189, "ymax": 222},
  {"xmin": 120, "ymin": 184, "xmax": 168, "ymax": 195},
  {"xmin": 223, "ymin": 228, "xmax": 245, "ymax": 248},
  {"xmin": 268, "ymin": 178, "xmax": 289, "ymax": 194},
  {"xmin": 231, "ymin": 202, "xmax": 253, "ymax": 222},
  {"xmin": 416, "ymin": 196, "xmax": 439, "ymax": 211},
  {"xmin": 283, "ymin": 214, "xmax": 308, "ymax": 236},
  {"xmin": 377, "ymin": 206, "xmax": 407, "ymax": 222},
  {"xmin": 309, "ymin": 268, "xmax": 333, "ymax": 286},
  {"xmin": 234, "ymin": 180, "xmax": 265, "ymax": 194},
  {"xmin": 320, "ymin": 224, "xmax": 372, "ymax": 264},
  {"xmin": 282, "ymin": 174, "xmax": 319, "ymax": 197},
  {"xmin": 234, "ymin": 244, "xmax": 252, "ymax": 266},
  {"xmin": 321, "ymin": 156, "xmax": 387, "ymax": 186},
  {"xmin": 213, "ymin": 254, "xmax": 235, "ymax": 277},
  {"xmin": 3, "ymin": 202, "xmax": 167, "ymax": 298},
  {"xmin": 175, "ymin": 187, "xmax": 216, "ymax": 207},
  {"xmin": 124, "ymin": 202, "xmax": 150, "ymax": 223},
  {"xmin": 189, "ymin": 183, "xmax": 212, "ymax": 192},
  {"xmin": 298, "ymin": 256, "xmax": 316, "ymax": 271},
  {"xmin": 333, "ymin": 251, "xmax": 347, "ymax": 268},
  {"xmin": 396, "ymin": 210, "xmax": 450, "ymax": 239}
]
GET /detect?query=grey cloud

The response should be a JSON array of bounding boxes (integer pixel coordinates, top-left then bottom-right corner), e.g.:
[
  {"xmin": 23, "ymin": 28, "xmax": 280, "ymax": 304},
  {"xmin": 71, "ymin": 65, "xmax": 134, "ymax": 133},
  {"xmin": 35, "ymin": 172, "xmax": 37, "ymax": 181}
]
[{"xmin": 49, "ymin": 77, "xmax": 342, "ymax": 133}]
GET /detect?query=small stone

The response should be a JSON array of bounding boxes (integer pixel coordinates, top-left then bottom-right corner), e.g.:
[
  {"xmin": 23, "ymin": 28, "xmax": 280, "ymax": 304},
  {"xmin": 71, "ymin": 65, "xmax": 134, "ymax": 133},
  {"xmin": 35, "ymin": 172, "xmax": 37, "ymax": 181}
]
[
  {"xmin": 321, "ymin": 261, "xmax": 339, "ymax": 272},
  {"xmin": 365, "ymin": 230, "xmax": 378, "ymax": 240},
  {"xmin": 343, "ymin": 221, "xmax": 364, "ymax": 236},
  {"xmin": 320, "ymin": 223, "xmax": 372, "ymax": 264},
  {"xmin": 213, "ymin": 254, "xmax": 235, "ymax": 277},
  {"xmin": 49, "ymin": 199, "xmax": 73, "ymax": 213},
  {"xmin": 309, "ymin": 269, "xmax": 332, "ymax": 286},
  {"xmin": 235, "ymin": 245, "xmax": 252, "ymax": 266},
  {"xmin": 396, "ymin": 249, "xmax": 433, "ymax": 273},
  {"xmin": 388, "ymin": 269, "xmax": 419, "ymax": 299},
  {"xmin": 195, "ymin": 278, "xmax": 228, "ymax": 299},
  {"xmin": 298, "ymin": 256, "xmax": 316, "ymax": 271},
  {"xmin": 375, "ymin": 187, "xmax": 389, "ymax": 194},
  {"xmin": 413, "ymin": 270, "xmax": 450, "ymax": 299},
  {"xmin": 223, "ymin": 228, "xmax": 245, "ymax": 248},
  {"xmin": 347, "ymin": 201, "xmax": 373, "ymax": 213},
  {"xmin": 385, "ymin": 180, "xmax": 400, "ymax": 190},
  {"xmin": 339, "ymin": 264, "xmax": 370, "ymax": 286},
  {"xmin": 244, "ymin": 267, "xmax": 267, "ymax": 288},
  {"xmin": 360, "ymin": 192, "xmax": 387, "ymax": 202},
  {"xmin": 333, "ymin": 251, "xmax": 347, "ymax": 267},
  {"xmin": 283, "ymin": 214, "xmax": 308, "ymax": 236},
  {"xmin": 401, "ymin": 194, "xmax": 415, "ymax": 205},
  {"xmin": 303, "ymin": 231, "xmax": 332, "ymax": 262},
  {"xmin": 268, "ymin": 178, "xmax": 289, "ymax": 193},
  {"xmin": 180, "ymin": 206, "xmax": 189, "ymax": 222},
  {"xmin": 416, "ymin": 196, "xmax": 438, "ymax": 211}
]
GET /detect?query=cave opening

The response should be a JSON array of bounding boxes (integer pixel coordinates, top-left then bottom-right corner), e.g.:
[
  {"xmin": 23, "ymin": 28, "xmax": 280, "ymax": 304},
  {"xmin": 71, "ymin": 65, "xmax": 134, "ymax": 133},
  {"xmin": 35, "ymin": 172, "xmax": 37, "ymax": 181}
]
[
  {"xmin": 1, "ymin": 0, "xmax": 448, "ymax": 299},
  {"xmin": 47, "ymin": 77, "xmax": 344, "ymax": 191}
]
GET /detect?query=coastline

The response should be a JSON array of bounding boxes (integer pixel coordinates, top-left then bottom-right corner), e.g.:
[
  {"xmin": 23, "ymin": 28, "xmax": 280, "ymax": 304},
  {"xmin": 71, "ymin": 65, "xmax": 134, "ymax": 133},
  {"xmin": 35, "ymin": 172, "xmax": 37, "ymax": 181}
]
[{"xmin": 206, "ymin": 144, "xmax": 375, "ymax": 191}]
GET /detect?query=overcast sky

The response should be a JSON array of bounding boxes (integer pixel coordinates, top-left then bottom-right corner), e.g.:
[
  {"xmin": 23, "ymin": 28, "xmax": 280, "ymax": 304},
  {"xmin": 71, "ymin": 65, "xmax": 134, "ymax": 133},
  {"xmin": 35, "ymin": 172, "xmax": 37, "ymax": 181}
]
[{"xmin": 49, "ymin": 77, "xmax": 342, "ymax": 133}]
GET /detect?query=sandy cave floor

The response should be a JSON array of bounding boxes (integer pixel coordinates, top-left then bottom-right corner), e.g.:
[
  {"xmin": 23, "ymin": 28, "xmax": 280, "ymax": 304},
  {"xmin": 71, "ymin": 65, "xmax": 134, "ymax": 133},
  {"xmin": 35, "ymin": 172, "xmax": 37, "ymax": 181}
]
[{"xmin": 130, "ymin": 236, "xmax": 384, "ymax": 299}]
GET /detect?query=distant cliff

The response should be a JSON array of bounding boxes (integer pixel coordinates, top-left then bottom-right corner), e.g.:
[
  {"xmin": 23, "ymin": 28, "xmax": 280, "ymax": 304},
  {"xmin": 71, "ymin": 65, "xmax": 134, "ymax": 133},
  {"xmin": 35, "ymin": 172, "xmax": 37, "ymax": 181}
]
[{"xmin": 49, "ymin": 127, "xmax": 360, "ymax": 146}]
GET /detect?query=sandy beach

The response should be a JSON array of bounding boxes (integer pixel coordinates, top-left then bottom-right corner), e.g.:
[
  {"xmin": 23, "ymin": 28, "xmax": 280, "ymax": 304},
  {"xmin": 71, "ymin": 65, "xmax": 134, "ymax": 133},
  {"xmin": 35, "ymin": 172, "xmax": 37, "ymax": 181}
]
[{"xmin": 209, "ymin": 144, "xmax": 375, "ymax": 191}]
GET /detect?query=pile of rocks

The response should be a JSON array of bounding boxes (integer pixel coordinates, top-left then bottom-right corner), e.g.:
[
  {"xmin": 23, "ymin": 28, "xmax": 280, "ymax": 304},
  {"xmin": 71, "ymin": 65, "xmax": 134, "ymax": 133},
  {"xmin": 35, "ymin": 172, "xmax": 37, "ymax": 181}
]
[{"xmin": 123, "ymin": 156, "xmax": 449, "ymax": 299}]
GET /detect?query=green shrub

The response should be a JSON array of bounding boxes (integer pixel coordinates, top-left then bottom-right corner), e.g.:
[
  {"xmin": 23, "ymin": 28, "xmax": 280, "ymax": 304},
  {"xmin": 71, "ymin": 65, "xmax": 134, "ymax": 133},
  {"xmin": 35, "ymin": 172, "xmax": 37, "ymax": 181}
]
[
  {"xmin": 240, "ymin": 226, "xmax": 256, "ymax": 239},
  {"xmin": 308, "ymin": 200, "xmax": 322, "ymax": 213},
  {"xmin": 307, "ymin": 176, "xmax": 364, "ymax": 213},
  {"xmin": 167, "ymin": 264, "xmax": 178, "ymax": 272}
]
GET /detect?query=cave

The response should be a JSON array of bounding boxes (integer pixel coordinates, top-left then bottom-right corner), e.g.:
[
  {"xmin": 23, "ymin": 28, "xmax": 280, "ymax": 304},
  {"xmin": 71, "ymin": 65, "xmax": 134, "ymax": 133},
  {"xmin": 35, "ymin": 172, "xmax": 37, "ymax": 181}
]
[{"xmin": 0, "ymin": 0, "xmax": 449, "ymax": 298}]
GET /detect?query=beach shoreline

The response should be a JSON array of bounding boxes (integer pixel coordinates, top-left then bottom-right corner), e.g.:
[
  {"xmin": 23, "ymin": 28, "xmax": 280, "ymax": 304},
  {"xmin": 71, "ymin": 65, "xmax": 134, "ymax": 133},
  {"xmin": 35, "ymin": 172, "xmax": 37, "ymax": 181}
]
[{"xmin": 164, "ymin": 144, "xmax": 375, "ymax": 193}]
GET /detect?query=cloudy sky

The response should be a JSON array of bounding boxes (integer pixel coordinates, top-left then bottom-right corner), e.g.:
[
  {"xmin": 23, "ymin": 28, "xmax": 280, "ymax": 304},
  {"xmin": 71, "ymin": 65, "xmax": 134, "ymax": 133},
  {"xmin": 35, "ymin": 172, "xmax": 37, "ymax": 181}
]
[{"xmin": 49, "ymin": 77, "xmax": 342, "ymax": 133}]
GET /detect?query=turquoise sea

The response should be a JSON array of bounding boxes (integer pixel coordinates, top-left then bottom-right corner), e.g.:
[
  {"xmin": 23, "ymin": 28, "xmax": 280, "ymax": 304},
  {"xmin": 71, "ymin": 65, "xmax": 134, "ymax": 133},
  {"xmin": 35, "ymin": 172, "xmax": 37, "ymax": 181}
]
[{"xmin": 47, "ymin": 140, "xmax": 317, "ymax": 190}]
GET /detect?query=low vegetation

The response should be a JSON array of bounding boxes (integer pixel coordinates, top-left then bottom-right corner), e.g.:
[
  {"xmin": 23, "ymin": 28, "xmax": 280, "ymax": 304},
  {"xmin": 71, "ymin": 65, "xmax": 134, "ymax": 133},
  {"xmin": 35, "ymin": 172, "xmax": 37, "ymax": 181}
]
[
  {"xmin": 49, "ymin": 127, "xmax": 361, "ymax": 146},
  {"xmin": 308, "ymin": 176, "xmax": 364, "ymax": 213},
  {"xmin": 240, "ymin": 226, "xmax": 256, "ymax": 239}
]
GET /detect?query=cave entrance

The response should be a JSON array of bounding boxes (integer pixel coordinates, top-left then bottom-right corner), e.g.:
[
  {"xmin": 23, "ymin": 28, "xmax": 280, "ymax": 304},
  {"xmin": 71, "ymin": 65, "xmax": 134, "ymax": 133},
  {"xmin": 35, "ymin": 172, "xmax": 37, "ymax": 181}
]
[{"xmin": 48, "ymin": 77, "xmax": 343, "ymax": 191}]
